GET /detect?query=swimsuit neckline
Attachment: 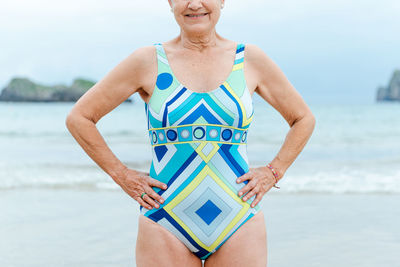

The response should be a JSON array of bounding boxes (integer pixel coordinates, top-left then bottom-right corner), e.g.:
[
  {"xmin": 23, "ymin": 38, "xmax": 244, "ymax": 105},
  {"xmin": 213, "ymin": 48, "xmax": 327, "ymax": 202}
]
[{"xmin": 158, "ymin": 42, "xmax": 239, "ymax": 95}]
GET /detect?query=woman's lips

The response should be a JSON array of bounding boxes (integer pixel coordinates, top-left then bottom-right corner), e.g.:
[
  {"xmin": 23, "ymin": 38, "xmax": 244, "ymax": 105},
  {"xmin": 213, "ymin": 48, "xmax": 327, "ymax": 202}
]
[{"xmin": 185, "ymin": 13, "xmax": 208, "ymax": 18}]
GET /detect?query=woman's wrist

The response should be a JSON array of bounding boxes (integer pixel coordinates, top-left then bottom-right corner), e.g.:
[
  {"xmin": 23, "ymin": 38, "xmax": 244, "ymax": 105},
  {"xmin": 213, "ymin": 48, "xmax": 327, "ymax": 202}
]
[
  {"xmin": 266, "ymin": 163, "xmax": 280, "ymax": 188},
  {"xmin": 265, "ymin": 159, "xmax": 287, "ymax": 189},
  {"xmin": 109, "ymin": 164, "xmax": 130, "ymax": 186},
  {"xmin": 268, "ymin": 159, "xmax": 286, "ymax": 181}
]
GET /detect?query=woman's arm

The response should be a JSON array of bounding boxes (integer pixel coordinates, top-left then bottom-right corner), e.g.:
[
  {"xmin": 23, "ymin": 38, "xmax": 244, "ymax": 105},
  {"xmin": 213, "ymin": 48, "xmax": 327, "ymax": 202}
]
[
  {"xmin": 236, "ymin": 44, "xmax": 316, "ymax": 207},
  {"xmin": 65, "ymin": 46, "xmax": 150, "ymax": 182},
  {"xmin": 248, "ymin": 43, "xmax": 316, "ymax": 179},
  {"xmin": 65, "ymin": 46, "xmax": 166, "ymax": 209}
]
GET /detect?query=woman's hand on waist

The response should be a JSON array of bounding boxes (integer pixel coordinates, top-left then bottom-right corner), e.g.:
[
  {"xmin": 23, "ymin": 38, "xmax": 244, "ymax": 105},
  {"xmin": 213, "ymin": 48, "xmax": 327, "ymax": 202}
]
[
  {"xmin": 236, "ymin": 166, "xmax": 280, "ymax": 208},
  {"xmin": 118, "ymin": 168, "xmax": 168, "ymax": 210}
]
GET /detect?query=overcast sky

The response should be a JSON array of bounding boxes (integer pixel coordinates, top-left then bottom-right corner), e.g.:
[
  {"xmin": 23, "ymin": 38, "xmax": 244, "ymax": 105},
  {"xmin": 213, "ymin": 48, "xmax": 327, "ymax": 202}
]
[{"xmin": 1, "ymin": 0, "xmax": 399, "ymax": 104}]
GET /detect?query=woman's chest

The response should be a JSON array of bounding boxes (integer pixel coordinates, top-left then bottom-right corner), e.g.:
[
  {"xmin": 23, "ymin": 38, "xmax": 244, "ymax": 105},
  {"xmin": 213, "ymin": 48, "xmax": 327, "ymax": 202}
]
[
  {"xmin": 147, "ymin": 82, "xmax": 254, "ymax": 131},
  {"xmin": 169, "ymin": 57, "xmax": 235, "ymax": 93}
]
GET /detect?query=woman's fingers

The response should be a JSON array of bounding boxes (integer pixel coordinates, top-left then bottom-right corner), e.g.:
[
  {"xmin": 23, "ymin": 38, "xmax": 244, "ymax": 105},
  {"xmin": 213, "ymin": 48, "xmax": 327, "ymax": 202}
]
[
  {"xmin": 236, "ymin": 172, "xmax": 252, "ymax": 183},
  {"xmin": 135, "ymin": 195, "xmax": 153, "ymax": 210},
  {"xmin": 144, "ymin": 185, "xmax": 165, "ymax": 205},
  {"xmin": 146, "ymin": 177, "xmax": 167, "ymax": 206},
  {"xmin": 148, "ymin": 177, "xmax": 168, "ymax": 190},
  {"xmin": 142, "ymin": 193, "xmax": 160, "ymax": 209},
  {"xmin": 119, "ymin": 169, "xmax": 166, "ymax": 209},
  {"xmin": 141, "ymin": 175, "xmax": 167, "ymax": 209},
  {"xmin": 242, "ymin": 185, "xmax": 259, "ymax": 202},
  {"xmin": 238, "ymin": 179, "xmax": 256, "ymax": 198},
  {"xmin": 250, "ymin": 190, "xmax": 265, "ymax": 208},
  {"xmin": 235, "ymin": 166, "xmax": 276, "ymax": 207}
]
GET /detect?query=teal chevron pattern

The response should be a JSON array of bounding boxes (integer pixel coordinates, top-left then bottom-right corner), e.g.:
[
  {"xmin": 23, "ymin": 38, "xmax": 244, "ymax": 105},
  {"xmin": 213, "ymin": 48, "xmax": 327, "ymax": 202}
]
[{"xmin": 141, "ymin": 42, "xmax": 260, "ymax": 260}]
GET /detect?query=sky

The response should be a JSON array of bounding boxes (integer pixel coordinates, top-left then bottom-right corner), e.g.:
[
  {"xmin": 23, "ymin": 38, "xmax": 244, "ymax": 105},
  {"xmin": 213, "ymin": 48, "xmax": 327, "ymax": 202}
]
[{"xmin": 0, "ymin": 0, "xmax": 399, "ymax": 104}]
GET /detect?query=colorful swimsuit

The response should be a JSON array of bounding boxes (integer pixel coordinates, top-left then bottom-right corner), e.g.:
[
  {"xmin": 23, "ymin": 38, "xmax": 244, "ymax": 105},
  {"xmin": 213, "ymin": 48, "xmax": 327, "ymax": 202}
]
[{"xmin": 141, "ymin": 42, "xmax": 260, "ymax": 260}]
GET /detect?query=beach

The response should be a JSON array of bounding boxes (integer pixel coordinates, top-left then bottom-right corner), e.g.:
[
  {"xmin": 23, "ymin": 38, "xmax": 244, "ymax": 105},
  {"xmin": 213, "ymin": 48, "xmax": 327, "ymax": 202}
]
[
  {"xmin": 1, "ymin": 100, "xmax": 399, "ymax": 266},
  {"xmin": 1, "ymin": 189, "xmax": 399, "ymax": 267}
]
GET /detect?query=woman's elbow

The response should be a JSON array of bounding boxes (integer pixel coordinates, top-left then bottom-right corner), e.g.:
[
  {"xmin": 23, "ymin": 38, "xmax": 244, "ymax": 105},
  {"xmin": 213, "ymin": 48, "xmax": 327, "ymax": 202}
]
[
  {"xmin": 65, "ymin": 111, "xmax": 78, "ymax": 133},
  {"xmin": 306, "ymin": 112, "xmax": 316, "ymax": 131},
  {"xmin": 293, "ymin": 111, "xmax": 316, "ymax": 130},
  {"xmin": 65, "ymin": 109, "xmax": 88, "ymax": 133}
]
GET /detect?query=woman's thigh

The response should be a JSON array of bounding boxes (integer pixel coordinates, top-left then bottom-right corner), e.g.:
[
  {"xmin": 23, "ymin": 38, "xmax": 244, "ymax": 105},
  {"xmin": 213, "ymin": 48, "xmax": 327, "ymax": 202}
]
[
  {"xmin": 204, "ymin": 211, "xmax": 268, "ymax": 267},
  {"xmin": 136, "ymin": 215, "xmax": 202, "ymax": 267}
]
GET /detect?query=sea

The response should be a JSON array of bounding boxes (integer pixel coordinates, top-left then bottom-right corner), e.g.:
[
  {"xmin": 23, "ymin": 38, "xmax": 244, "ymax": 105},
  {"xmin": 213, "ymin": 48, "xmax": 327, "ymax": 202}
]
[
  {"xmin": 0, "ymin": 97, "xmax": 399, "ymax": 267},
  {"xmin": 1, "ymin": 97, "xmax": 399, "ymax": 194}
]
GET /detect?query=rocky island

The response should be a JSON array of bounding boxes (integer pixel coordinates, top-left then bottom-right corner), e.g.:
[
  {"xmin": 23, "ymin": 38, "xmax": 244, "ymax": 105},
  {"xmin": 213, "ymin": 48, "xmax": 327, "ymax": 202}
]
[
  {"xmin": 0, "ymin": 77, "xmax": 133, "ymax": 102},
  {"xmin": 377, "ymin": 69, "xmax": 400, "ymax": 102}
]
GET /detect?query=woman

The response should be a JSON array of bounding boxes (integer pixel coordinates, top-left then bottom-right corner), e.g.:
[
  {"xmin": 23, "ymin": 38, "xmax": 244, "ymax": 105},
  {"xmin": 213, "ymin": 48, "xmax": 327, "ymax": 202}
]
[{"xmin": 66, "ymin": 0, "xmax": 316, "ymax": 266}]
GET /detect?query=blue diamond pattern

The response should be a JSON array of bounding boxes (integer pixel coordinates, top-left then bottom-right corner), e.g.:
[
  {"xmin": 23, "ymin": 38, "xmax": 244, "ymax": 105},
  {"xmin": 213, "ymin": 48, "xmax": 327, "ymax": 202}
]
[
  {"xmin": 195, "ymin": 200, "xmax": 222, "ymax": 225},
  {"xmin": 154, "ymin": 145, "xmax": 168, "ymax": 161}
]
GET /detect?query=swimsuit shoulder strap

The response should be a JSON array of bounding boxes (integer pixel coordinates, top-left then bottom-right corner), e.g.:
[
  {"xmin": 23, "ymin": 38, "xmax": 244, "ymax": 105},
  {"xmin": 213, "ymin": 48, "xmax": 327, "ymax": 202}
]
[
  {"xmin": 234, "ymin": 43, "xmax": 245, "ymax": 70},
  {"xmin": 153, "ymin": 42, "xmax": 170, "ymax": 66},
  {"xmin": 225, "ymin": 43, "xmax": 248, "ymax": 98},
  {"xmin": 146, "ymin": 43, "xmax": 178, "ymax": 114},
  {"xmin": 152, "ymin": 42, "xmax": 175, "ymax": 85}
]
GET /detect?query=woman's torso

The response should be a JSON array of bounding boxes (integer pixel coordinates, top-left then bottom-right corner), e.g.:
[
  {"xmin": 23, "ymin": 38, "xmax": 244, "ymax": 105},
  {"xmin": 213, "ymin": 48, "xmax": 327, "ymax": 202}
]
[
  {"xmin": 139, "ymin": 40, "xmax": 261, "ymax": 258},
  {"xmin": 141, "ymin": 39, "xmax": 260, "ymax": 210}
]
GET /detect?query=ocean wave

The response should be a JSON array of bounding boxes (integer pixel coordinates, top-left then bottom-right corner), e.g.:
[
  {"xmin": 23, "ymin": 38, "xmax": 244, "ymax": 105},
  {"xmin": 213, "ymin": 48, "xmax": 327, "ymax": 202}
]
[{"xmin": 1, "ymin": 165, "xmax": 399, "ymax": 194}]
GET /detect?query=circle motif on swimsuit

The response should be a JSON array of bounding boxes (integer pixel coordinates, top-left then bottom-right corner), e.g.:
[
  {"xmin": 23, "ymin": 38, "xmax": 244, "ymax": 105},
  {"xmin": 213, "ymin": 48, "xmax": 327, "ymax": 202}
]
[
  {"xmin": 234, "ymin": 132, "xmax": 241, "ymax": 140},
  {"xmin": 209, "ymin": 129, "xmax": 218, "ymax": 138},
  {"xmin": 158, "ymin": 132, "xmax": 164, "ymax": 141},
  {"xmin": 166, "ymin": 129, "xmax": 177, "ymax": 141},
  {"xmin": 180, "ymin": 129, "xmax": 190, "ymax": 138},
  {"xmin": 221, "ymin": 129, "xmax": 232, "ymax": 141},
  {"xmin": 156, "ymin": 72, "xmax": 173, "ymax": 90},
  {"xmin": 152, "ymin": 131, "xmax": 157, "ymax": 143},
  {"xmin": 242, "ymin": 131, "xmax": 247, "ymax": 142},
  {"xmin": 193, "ymin": 127, "xmax": 205, "ymax": 139}
]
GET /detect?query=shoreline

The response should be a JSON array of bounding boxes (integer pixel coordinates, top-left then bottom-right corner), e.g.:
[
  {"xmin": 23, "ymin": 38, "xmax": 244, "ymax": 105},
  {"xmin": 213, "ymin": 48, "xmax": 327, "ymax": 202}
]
[{"xmin": 2, "ymin": 185, "xmax": 400, "ymax": 195}]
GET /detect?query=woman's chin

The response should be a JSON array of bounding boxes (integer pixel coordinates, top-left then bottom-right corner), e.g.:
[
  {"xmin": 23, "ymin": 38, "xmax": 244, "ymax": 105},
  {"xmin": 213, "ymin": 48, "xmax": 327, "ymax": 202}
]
[{"xmin": 182, "ymin": 23, "xmax": 213, "ymax": 33}]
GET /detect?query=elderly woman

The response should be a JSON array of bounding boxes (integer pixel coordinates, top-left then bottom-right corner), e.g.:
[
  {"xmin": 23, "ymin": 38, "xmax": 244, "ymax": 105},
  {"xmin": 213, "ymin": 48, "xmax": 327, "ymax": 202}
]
[{"xmin": 66, "ymin": 0, "xmax": 315, "ymax": 266}]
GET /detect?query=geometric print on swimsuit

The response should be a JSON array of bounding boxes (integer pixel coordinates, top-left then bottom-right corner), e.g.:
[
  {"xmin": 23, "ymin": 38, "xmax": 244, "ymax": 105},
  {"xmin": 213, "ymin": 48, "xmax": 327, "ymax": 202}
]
[
  {"xmin": 149, "ymin": 124, "xmax": 248, "ymax": 147},
  {"xmin": 195, "ymin": 142, "xmax": 219, "ymax": 163},
  {"xmin": 140, "ymin": 42, "xmax": 260, "ymax": 260},
  {"xmin": 163, "ymin": 164, "xmax": 250, "ymax": 252}
]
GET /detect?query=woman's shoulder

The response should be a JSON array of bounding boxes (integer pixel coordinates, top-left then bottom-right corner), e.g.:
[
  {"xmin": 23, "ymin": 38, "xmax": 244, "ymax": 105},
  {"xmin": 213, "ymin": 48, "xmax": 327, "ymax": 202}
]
[
  {"xmin": 103, "ymin": 45, "xmax": 158, "ymax": 97},
  {"xmin": 242, "ymin": 43, "xmax": 269, "ymax": 63},
  {"xmin": 116, "ymin": 45, "xmax": 158, "ymax": 86},
  {"xmin": 125, "ymin": 45, "xmax": 157, "ymax": 67},
  {"xmin": 242, "ymin": 43, "xmax": 278, "ymax": 74}
]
